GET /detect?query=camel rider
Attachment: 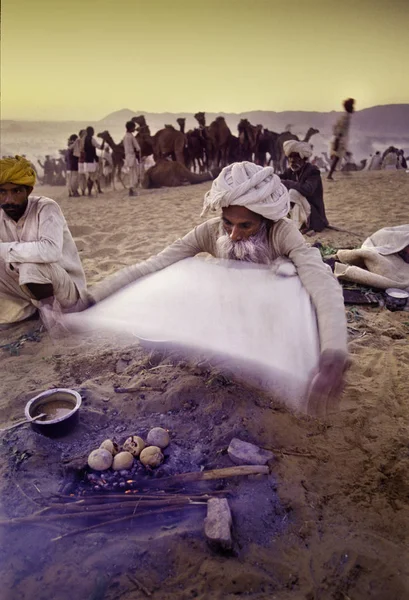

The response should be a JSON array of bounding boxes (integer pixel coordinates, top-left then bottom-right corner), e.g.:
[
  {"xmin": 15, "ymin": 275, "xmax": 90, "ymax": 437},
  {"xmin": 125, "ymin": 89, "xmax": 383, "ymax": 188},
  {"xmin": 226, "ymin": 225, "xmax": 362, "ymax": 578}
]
[
  {"xmin": 123, "ymin": 121, "xmax": 141, "ymax": 197},
  {"xmin": 89, "ymin": 162, "xmax": 349, "ymax": 417},
  {"xmin": 280, "ymin": 140, "xmax": 328, "ymax": 234},
  {"xmin": 0, "ymin": 156, "xmax": 87, "ymax": 330},
  {"xmin": 328, "ymin": 98, "xmax": 355, "ymax": 181}
]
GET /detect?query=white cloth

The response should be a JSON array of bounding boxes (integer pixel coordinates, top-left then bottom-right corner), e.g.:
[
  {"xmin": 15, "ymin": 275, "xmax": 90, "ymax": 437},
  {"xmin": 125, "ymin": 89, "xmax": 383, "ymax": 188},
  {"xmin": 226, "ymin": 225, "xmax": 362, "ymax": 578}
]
[
  {"xmin": 84, "ymin": 163, "xmax": 98, "ymax": 174},
  {"xmin": 288, "ymin": 189, "xmax": 311, "ymax": 230},
  {"xmin": 65, "ymin": 257, "xmax": 320, "ymax": 411},
  {"xmin": 283, "ymin": 140, "xmax": 313, "ymax": 159},
  {"xmin": 202, "ymin": 162, "xmax": 290, "ymax": 221},
  {"xmin": 362, "ymin": 224, "xmax": 409, "ymax": 255}
]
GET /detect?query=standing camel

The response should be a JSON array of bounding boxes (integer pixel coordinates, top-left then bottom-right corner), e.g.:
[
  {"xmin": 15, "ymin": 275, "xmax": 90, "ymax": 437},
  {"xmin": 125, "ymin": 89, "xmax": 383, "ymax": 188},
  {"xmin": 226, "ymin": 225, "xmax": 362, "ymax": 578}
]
[
  {"xmin": 133, "ymin": 115, "xmax": 186, "ymax": 165},
  {"xmin": 97, "ymin": 131, "xmax": 126, "ymax": 189},
  {"xmin": 237, "ymin": 119, "xmax": 261, "ymax": 163},
  {"xmin": 276, "ymin": 127, "xmax": 319, "ymax": 172}
]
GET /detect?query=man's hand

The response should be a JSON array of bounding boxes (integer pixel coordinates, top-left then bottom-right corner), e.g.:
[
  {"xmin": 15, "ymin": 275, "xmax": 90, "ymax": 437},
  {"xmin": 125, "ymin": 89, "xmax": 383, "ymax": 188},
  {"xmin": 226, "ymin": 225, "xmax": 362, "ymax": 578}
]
[{"xmin": 307, "ymin": 350, "xmax": 350, "ymax": 418}]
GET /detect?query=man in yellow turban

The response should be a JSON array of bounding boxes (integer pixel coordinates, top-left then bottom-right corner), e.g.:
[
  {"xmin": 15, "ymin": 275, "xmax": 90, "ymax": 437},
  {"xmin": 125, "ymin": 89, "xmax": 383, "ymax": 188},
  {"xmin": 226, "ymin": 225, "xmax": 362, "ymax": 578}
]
[{"xmin": 0, "ymin": 156, "xmax": 87, "ymax": 329}]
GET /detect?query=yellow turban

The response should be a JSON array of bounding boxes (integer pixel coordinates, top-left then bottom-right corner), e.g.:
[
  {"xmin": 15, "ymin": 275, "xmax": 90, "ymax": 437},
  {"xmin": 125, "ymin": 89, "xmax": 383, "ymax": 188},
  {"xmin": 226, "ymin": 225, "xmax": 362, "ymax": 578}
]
[{"xmin": 0, "ymin": 155, "xmax": 36, "ymax": 187}]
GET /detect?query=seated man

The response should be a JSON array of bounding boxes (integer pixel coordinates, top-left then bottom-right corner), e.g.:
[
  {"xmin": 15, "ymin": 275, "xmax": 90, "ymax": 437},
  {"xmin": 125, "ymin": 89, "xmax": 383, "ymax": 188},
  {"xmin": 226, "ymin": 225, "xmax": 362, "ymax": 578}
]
[
  {"xmin": 280, "ymin": 140, "xmax": 329, "ymax": 233},
  {"xmin": 0, "ymin": 156, "xmax": 87, "ymax": 329},
  {"xmin": 89, "ymin": 162, "xmax": 348, "ymax": 416}
]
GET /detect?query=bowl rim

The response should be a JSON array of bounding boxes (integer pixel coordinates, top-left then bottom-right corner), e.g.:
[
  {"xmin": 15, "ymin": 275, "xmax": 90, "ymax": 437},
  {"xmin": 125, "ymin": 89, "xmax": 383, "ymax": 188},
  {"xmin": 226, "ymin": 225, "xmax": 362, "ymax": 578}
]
[
  {"xmin": 24, "ymin": 388, "xmax": 82, "ymax": 426},
  {"xmin": 385, "ymin": 287, "xmax": 409, "ymax": 299}
]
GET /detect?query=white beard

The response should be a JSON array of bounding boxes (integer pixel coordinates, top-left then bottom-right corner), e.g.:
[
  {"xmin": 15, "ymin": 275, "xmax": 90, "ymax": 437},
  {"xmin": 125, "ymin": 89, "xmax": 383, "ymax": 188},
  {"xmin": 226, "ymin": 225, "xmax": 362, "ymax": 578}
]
[{"xmin": 215, "ymin": 221, "xmax": 271, "ymax": 264}]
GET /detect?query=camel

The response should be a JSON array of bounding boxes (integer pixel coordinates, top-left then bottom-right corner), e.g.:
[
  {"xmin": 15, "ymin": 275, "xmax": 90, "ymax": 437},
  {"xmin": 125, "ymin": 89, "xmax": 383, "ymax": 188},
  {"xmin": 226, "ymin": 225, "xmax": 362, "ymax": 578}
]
[
  {"xmin": 132, "ymin": 115, "xmax": 185, "ymax": 165},
  {"xmin": 276, "ymin": 127, "xmax": 320, "ymax": 173},
  {"xmin": 194, "ymin": 112, "xmax": 232, "ymax": 169},
  {"xmin": 256, "ymin": 128, "xmax": 279, "ymax": 169},
  {"xmin": 97, "ymin": 131, "xmax": 126, "ymax": 189},
  {"xmin": 185, "ymin": 128, "xmax": 206, "ymax": 173},
  {"xmin": 142, "ymin": 159, "xmax": 221, "ymax": 189},
  {"xmin": 237, "ymin": 119, "xmax": 261, "ymax": 162},
  {"xmin": 176, "ymin": 118, "xmax": 186, "ymax": 134}
]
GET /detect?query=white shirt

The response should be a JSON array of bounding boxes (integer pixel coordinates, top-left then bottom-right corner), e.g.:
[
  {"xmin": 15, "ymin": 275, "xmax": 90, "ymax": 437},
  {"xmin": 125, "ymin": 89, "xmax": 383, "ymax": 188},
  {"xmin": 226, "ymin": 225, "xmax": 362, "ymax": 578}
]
[
  {"xmin": 0, "ymin": 196, "xmax": 87, "ymax": 299},
  {"xmin": 123, "ymin": 132, "xmax": 141, "ymax": 158}
]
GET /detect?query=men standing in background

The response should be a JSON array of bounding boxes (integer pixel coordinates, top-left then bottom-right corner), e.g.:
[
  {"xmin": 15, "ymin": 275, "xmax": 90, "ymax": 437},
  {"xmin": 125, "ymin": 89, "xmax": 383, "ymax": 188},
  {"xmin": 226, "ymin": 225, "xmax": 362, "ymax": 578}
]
[
  {"xmin": 368, "ymin": 151, "xmax": 382, "ymax": 171},
  {"xmin": 66, "ymin": 134, "xmax": 80, "ymax": 197},
  {"xmin": 123, "ymin": 121, "xmax": 141, "ymax": 197},
  {"xmin": 327, "ymin": 98, "xmax": 355, "ymax": 181},
  {"xmin": 83, "ymin": 127, "xmax": 103, "ymax": 196},
  {"xmin": 71, "ymin": 130, "xmax": 87, "ymax": 195}
]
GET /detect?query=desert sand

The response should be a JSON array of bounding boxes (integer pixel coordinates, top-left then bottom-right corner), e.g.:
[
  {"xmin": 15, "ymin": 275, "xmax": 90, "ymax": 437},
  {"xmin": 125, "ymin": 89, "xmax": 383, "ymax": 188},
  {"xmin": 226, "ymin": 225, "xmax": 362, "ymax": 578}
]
[{"xmin": 0, "ymin": 170, "xmax": 408, "ymax": 600}]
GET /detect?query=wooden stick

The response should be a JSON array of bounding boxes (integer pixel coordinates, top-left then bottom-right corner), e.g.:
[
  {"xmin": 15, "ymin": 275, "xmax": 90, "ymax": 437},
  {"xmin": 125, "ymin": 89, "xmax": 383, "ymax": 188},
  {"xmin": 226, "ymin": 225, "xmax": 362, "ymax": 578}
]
[
  {"xmin": 0, "ymin": 413, "xmax": 46, "ymax": 433},
  {"xmin": 127, "ymin": 574, "xmax": 152, "ymax": 597},
  {"xmin": 51, "ymin": 503, "xmax": 205, "ymax": 542},
  {"xmin": 141, "ymin": 465, "xmax": 269, "ymax": 487}
]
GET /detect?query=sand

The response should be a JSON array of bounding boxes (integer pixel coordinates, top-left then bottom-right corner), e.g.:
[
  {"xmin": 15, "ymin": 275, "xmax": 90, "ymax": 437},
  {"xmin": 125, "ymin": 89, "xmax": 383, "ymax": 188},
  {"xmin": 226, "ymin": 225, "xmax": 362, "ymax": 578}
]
[{"xmin": 0, "ymin": 170, "xmax": 408, "ymax": 600}]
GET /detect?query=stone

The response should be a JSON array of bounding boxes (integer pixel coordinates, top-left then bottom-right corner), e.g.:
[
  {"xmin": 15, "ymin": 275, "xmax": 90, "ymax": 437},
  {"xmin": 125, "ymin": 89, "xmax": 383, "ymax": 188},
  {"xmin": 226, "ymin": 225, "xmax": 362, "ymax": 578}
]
[
  {"xmin": 227, "ymin": 438, "xmax": 274, "ymax": 466},
  {"xmin": 146, "ymin": 427, "xmax": 170, "ymax": 449},
  {"xmin": 204, "ymin": 498, "xmax": 232, "ymax": 550},
  {"xmin": 140, "ymin": 446, "xmax": 164, "ymax": 467},
  {"xmin": 88, "ymin": 448, "xmax": 113, "ymax": 471},
  {"xmin": 112, "ymin": 451, "xmax": 134, "ymax": 471}
]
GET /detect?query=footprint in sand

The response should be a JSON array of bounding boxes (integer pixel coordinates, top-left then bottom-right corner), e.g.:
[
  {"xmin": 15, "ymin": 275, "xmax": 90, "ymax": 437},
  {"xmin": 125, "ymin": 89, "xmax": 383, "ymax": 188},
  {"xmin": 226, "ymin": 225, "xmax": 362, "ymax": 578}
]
[{"xmin": 69, "ymin": 225, "xmax": 94, "ymax": 237}]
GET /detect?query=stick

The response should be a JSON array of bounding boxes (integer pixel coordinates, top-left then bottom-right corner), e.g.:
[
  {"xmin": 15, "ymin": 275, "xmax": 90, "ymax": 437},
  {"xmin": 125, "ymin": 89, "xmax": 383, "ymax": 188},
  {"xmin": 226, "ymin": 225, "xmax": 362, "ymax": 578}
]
[
  {"xmin": 142, "ymin": 465, "xmax": 269, "ymax": 487},
  {"xmin": 51, "ymin": 503, "xmax": 205, "ymax": 542},
  {"xmin": 114, "ymin": 386, "xmax": 164, "ymax": 393},
  {"xmin": 0, "ymin": 413, "xmax": 46, "ymax": 433},
  {"xmin": 127, "ymin": 574, "xmax": 152, "ymax": 597}
]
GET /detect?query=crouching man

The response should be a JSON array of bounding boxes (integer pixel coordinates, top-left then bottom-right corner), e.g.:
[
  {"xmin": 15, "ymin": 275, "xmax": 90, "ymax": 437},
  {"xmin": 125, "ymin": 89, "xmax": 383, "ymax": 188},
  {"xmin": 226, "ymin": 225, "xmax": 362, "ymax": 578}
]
[{"xmin": 0, "ymin": 156, "xmax": 87, "ymax": 329}]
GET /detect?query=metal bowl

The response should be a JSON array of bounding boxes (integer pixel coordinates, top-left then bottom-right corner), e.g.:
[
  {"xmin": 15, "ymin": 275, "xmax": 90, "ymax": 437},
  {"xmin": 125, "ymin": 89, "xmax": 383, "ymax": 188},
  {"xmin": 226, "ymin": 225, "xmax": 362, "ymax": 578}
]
[
  {"xmin": 24, "ymin": 388, "xmax": 82, "ymax": 437},
  {"xmin": 385, "ymin": 288, "xmax": 409, "ymax": 311}
]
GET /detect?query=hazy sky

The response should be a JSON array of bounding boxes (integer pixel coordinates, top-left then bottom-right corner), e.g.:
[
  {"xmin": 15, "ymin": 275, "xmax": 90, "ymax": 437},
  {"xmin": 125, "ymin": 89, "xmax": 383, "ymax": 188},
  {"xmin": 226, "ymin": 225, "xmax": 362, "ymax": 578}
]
[{"xmin": 2, "ymin": 0, "xmax": 408, "ymax": 121}]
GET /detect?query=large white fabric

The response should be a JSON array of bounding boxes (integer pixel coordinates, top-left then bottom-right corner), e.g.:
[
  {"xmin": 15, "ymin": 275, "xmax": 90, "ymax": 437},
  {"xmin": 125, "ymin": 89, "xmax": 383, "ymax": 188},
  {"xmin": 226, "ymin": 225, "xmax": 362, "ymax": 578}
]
[
  {"xmin": 201, "ymin": 162, "xmax": 290, "ymax": 222},
  {"xmin": 283, "ymin": 140, "xmax": 313, "ymax": 159},
  {"xmin": 65, "ymin": 257, "xmax": 320, "ymax": 411}
]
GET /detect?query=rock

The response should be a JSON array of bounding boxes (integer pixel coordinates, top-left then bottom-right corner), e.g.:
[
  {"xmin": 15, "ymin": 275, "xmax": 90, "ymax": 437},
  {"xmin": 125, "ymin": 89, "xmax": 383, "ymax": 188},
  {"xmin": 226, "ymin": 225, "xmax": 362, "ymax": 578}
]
[
  {"xmin": 112, "ymin": 451, "xmax": 134, "ymax": 471},
  {"xmin": 227, "ymin": 438, "xmax": 274, "ymax": 466},
  {"xmin": 204, "ymin": 498, "xmax": 232, "ymax": 550},
  {"xmin": 146, "ymin": 427, "xmax": 170, "ymax": 449},
  {"xmin": 88, "ymin": 449, "xmax": 113, "ymax": 471},
  {"xmin": 100, "ymin": 439, "xmax": 119, "ymax": 456},
  {"xmin": 123, "ymin": 436, "xmax": 146, "ymax": 457},
  {"xmin": 140, "ymin": 446, "xmax": 164, "ymax": 467}
]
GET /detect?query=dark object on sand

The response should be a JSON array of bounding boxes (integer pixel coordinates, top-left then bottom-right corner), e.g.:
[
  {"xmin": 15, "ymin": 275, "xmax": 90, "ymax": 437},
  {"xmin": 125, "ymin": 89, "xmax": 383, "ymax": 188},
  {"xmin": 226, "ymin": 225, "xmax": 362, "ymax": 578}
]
[
  {"xmin": 342, "ymin": 289, "xmax": 380, "ymax": 306},
  {"xmin": 24, "ymin": 388, "xmax": 82, "ymax": 437},
  {"xmin": 385, "ymin": 288, "xmax": 409, "ymax": 312}
]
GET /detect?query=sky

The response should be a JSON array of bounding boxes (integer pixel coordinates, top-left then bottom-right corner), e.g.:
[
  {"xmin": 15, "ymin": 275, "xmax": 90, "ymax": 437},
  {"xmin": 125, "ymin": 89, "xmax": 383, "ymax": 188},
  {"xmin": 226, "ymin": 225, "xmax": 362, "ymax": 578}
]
[{"xmin": 1, "ymin": 0, "xmax": 409, "ymax": 121}]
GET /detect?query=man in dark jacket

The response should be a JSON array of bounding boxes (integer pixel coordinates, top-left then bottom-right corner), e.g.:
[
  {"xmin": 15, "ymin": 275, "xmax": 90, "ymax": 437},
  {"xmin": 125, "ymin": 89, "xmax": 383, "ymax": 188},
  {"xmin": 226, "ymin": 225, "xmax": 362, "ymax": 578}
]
[{"xmin": 280, "ymin": 140, "xmax": 329, "ymax": 233}]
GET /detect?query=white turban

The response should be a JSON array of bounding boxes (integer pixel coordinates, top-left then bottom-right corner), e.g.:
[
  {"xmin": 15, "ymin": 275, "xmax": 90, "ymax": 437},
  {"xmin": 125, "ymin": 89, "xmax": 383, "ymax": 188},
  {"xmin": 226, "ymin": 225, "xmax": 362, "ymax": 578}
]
[
  {"xmin": 201, "ymin": 162, "xmax": 290, "ymax": 221},
  {"xmin": 283, "ymin": 140, "xmax": 313, "ymax": 159}
]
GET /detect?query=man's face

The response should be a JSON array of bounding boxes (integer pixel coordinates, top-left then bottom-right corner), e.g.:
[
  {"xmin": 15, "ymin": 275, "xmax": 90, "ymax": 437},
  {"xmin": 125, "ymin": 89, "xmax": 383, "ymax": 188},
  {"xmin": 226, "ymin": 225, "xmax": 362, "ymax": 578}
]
[
  {"xmin": 0, "ymin": 183, "xmax": 32, "ymax": 221},
  {"xmin": 221, "ymin": 206, "xmax": 263, "ymax": 241},
  {"xmin": 288, "ymin": 152, "xmax": 305, "ymax": 172}
]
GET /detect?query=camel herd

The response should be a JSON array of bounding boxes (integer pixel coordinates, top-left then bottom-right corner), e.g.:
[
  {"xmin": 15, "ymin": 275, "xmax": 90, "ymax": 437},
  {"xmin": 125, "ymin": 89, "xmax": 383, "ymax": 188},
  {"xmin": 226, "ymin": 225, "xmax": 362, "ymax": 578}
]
[{"xmin": 96, "ymin": 112, "xmax": 320, "ymax": 184}]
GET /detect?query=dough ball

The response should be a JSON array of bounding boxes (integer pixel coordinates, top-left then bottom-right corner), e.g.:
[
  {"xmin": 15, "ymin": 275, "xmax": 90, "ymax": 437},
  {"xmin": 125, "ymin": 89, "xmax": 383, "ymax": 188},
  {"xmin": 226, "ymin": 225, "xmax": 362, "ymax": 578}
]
[
  {"xmin": 146, "ymin": 427, "xmax": 170, "ymax": 449},
  {"xmin": 123, "ymin": 436, "xmax": 146, "ymax": 457},
  {"xmin": 88, "ymin": 448, "xmax": 113, "ymax": 471},
  {"xmin": 140, "ymin": 446, "xmax": 164, "ymax": 468},
  {"xmin": 99, "ymin": 439, "xmax": 119, "ymax": 456},
  {"xmin": 112, "ymin": 451, "xmax": 134, "ymax": 471}
]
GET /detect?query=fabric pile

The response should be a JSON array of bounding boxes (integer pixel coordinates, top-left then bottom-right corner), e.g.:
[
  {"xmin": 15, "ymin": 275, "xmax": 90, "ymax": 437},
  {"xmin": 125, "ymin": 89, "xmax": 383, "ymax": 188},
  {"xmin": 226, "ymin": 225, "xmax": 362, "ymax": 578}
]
[{"xmin": 335, "ymin": 225, "xmax": 409, "ymax": 290}]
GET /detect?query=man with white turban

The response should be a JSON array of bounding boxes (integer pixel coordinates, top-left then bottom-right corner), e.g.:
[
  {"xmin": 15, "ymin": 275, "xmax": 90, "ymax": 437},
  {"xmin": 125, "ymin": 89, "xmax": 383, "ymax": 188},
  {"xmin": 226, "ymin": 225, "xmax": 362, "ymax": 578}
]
[
  {"xmin": 280, "ymin": 140, "xmax": 329, "ymax": 233},
  {"xmin": 0, "ymin": 156, "xmax": 87, "ymax": 329},
  {"xmin": 89, "ymin": 162, "xmax": 349, "ymax": 417}
]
